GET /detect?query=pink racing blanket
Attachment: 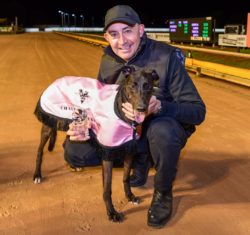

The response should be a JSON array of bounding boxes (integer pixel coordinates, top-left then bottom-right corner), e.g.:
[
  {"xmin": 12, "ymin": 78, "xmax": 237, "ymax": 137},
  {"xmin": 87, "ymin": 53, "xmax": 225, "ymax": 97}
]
[{"xmin": 35, "ymin": 76, "xmax": 141, "ymax": 150}]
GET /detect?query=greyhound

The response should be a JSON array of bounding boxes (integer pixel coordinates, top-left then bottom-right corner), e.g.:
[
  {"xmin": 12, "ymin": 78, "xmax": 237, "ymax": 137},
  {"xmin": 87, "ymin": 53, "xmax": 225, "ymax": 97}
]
[{"xmin": 33, "ymin": 67, "xmax": 159, "ymax": 222}]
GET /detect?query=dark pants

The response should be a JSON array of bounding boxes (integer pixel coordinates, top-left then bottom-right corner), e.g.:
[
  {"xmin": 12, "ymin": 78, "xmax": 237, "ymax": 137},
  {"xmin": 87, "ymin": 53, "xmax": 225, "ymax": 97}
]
[
  {"xmin": 145, "ymin": 116, "xmax": 188, "ymax": 191},
  {"xmin": 63, "ymin": 138, "xmax": 101, "ymax": 167},
  {"xmin": 63, "ymin": 116, "xmax": 188, "ymax": 191}
]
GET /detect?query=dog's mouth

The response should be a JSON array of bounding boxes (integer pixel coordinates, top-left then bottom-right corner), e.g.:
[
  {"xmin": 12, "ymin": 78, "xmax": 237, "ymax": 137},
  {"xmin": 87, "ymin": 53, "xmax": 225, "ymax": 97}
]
[{"xmin": 134, "ymin": 111, "xmax": 146, "ymax": 124}]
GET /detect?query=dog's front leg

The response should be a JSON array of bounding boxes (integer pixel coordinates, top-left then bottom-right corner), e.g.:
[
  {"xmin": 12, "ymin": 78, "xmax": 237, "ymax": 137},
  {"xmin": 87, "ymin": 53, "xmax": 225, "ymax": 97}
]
[
  {"xmin": 123, "ymin": 155, "xmax": 140, "ymax": 204},
  {"xmin": 102, "ymin": 160, "xmax": 124, "ymax": 222}
]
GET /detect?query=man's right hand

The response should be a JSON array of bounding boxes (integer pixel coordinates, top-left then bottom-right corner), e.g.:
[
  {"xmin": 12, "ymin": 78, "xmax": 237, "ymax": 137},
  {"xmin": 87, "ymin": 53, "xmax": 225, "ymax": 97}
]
[{"xmin": 67, "ymin": 122, "xmax": 90, "ymax": 141}]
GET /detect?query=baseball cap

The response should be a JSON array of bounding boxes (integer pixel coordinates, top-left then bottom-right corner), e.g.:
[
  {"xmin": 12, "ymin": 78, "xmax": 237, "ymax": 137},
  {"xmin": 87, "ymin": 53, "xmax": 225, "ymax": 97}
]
[{"xmin": 104, "ymin": 5, "xmax": 141, "ymax": 31}]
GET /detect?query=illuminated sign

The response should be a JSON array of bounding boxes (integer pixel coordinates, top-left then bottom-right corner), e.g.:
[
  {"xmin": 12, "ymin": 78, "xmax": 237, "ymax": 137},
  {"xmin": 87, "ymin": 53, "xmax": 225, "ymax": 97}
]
[
  {"xmin": 169, "ymin": 17, "xmax": 213, "ymax": 43},
  {"xmin": 247, "ymin": 13, "xmax": 250, "ymax": 47}
]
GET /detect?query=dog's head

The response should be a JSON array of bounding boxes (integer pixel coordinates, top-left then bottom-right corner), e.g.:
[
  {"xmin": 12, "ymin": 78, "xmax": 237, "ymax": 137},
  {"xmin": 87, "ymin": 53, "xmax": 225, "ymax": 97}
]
[{"xmin": 121, "ymin": 67, "xmax": 159, "ymax": 123}]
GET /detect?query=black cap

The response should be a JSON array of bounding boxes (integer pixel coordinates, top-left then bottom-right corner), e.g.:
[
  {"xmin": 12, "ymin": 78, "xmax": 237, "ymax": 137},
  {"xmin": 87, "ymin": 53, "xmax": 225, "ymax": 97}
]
[{"xmin": 104, "ymin": 5, "xmax": 141, "ymax": 31}]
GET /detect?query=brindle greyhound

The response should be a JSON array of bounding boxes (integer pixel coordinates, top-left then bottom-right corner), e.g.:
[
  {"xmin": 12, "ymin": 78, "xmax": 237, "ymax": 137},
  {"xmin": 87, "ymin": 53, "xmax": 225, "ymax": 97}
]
[{"xmin": 33, "ymin": 67, "xmax": 159, "ymax": 222}]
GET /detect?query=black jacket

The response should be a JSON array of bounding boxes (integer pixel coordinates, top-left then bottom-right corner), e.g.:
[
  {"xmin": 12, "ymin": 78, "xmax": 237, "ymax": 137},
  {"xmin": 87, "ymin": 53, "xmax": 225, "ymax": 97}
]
[{"xmin": 98, "ymin": 34, "xmax": 206, "ymax": 135}]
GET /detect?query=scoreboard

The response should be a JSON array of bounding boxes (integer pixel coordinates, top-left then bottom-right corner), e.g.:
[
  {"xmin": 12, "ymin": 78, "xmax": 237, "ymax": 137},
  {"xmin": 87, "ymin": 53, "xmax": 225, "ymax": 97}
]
[{"xmin": 169, "ymin": 17, "xmax": 213, "ymax": 43}]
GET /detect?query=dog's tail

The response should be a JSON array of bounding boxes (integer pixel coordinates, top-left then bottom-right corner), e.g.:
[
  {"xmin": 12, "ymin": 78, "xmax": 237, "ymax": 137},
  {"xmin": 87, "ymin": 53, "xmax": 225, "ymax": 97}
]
[{"xmin": 48, "ymin": 128, "xmax": 57, "ymax": 152}]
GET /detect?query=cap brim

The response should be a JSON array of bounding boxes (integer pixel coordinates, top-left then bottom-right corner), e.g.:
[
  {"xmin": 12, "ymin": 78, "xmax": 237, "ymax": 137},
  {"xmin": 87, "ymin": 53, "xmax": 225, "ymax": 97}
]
[{"xmin": 104, "ymin": 18, "xmax": 138, "ymax": 31}]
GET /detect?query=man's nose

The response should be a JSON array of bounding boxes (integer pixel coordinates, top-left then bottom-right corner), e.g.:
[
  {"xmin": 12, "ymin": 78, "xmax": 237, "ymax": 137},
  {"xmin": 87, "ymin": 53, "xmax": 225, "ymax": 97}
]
[{"xmin": 118, "ymin": 33, "xmax": 127, "ymax": 44}]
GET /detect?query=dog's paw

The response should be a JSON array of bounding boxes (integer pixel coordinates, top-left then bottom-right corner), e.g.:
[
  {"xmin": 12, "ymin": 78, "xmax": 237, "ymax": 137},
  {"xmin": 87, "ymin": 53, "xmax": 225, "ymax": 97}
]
[
  {"xmin": 108, "ymin": 211, "xmax": 124, "ymax": 222},
  {"xmin": 33, "ymin": 176, "xmax": 42, "ymax": 184}
]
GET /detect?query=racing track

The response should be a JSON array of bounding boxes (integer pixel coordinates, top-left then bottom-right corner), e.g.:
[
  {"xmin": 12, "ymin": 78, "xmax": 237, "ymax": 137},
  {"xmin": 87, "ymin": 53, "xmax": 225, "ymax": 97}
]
[{"xmin": 0, "ymin": 33, "xmax": 249, "ymax": 235}]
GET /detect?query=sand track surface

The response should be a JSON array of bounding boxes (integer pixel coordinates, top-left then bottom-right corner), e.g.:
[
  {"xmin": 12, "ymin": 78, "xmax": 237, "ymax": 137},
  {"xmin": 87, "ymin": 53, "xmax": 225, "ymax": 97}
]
[{"xmin": 0, "ymin": 33, "xmax": 250, "ymax": 235}]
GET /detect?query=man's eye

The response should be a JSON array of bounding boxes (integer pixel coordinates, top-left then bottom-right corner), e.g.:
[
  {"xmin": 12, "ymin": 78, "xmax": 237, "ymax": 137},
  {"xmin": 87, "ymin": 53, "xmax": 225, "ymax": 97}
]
[
  {"xmin": 124, "ymin": 29, "xmax": 132, "ymax": 35},
  {"xmin": 110, "ymin": 32, "xmax": 118, "ymax": 38}
]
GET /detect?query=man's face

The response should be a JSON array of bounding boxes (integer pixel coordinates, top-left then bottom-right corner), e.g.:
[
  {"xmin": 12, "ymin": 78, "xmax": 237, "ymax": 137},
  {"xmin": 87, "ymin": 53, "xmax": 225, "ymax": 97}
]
[{"xmin": 104, "ymin": 23, "xmax": 145, "ymax": 61}]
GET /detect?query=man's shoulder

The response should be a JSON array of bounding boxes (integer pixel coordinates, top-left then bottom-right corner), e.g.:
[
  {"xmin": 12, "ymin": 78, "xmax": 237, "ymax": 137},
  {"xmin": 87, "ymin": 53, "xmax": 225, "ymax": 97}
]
[
  {"xmin": 147, "ymin": 38, "xmax": 174, "ymax": 51},
  {"xmin": 149, "ymin": 38, "xmax": 185, "ymax": 64},
  {"xmin": 147, "ymin": 38, "xmax": 181, "ymax": 61}
]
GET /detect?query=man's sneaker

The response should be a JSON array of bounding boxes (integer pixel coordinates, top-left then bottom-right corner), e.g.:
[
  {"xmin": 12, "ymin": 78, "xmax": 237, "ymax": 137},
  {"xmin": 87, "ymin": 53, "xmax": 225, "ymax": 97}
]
[
  {"xmin": 147, "ymin": 189, "xmax": 173, "ymax": 228},
  {"xmin": 66, "ymin": 164, "xmax": 84, "ymax": 172},
  {"xmin": 130, "ymin": 161, "xmax": 150, "ymax": 187}
]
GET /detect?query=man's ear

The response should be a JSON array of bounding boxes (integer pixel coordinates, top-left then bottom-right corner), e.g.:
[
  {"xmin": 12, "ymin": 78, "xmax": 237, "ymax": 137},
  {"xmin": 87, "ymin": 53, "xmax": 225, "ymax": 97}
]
[
  {"xmin": 139, "ymin": 24, "xmax": 145, "ymax": 37},
  {"xmin": 103, "ymin": 33, "xmax": 109, "ymax": 42}
]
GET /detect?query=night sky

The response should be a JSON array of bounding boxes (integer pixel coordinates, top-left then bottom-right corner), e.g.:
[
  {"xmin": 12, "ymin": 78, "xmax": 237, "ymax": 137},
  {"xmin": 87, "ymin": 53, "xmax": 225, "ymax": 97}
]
[{"xmin": 0, "ymin": 0, "xmax": 249, "ymax": 28}]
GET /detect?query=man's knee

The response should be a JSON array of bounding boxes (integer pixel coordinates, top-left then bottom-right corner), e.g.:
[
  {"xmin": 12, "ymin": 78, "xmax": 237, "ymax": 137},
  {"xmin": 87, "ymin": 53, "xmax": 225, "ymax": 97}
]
[
  {"xmin": 63, "ymin": 137, "xmax": 100, "ymax": 167},
  {"xmin": 147, "ymin": 117, "xmax": 187, "ymax": 147}
]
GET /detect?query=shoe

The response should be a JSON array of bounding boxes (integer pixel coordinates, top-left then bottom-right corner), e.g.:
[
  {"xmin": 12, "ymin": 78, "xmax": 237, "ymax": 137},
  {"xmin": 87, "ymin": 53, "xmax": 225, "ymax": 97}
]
[
  {"xmin": 66, "ymin": 164, "xmax": 83, "ymax": 172},
  {"xmin": 130, "ymin": 161, "xmax": 150, "ymax": 187},
  {"xmin": 147, "ymin": 189, "xmax": 173, "ymax": 228}
]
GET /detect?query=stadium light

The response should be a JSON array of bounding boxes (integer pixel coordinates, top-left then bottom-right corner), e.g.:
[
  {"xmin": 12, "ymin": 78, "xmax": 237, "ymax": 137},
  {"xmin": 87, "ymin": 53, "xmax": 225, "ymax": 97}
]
[
  {"xmin": 80, "ymin": 15, "xmax": 84, "ymax": 27},
  {"xmin": 65, "ymin": 13, "xmax": 70, "ymax": 26},
  {"xmin": 72, "ymin": 14, "xmax": 76, "ymax": 26},
  {"xmin": 58, "ymin": 10, "xmax": 64, "ymax": 27}
]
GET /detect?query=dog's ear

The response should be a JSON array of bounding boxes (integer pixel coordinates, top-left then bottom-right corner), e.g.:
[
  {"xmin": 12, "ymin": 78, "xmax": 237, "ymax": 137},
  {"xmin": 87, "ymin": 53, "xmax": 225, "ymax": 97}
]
[
  {"xmin": 151, "ymin": 70, "xmax": 159, "ymax": 81},
  {"xmin": 121, "ymin": 66, "xmax": 135, "ymax": 77},
  {"xmin": 143, "ymin": 69, "xmax": 159, "ymax": 81}
]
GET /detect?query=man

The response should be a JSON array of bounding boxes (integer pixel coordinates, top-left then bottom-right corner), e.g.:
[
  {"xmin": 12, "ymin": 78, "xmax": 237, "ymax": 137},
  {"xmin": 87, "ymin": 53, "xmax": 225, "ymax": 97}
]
[{"xmin": 65, "ymin": 5, "xmax": 206, "ymax": 228}]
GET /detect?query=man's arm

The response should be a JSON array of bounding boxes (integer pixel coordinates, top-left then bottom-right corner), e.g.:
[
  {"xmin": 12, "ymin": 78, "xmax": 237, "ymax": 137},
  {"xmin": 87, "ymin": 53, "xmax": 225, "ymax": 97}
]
[{"xmin": 158, "ymin": 51, "xmax": 206, "ymax": 125}]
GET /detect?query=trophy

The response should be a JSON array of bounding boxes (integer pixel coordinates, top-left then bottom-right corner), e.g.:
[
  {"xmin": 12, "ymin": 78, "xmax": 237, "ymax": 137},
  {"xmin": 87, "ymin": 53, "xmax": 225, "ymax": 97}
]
[{"xmin": 72, "ymin": 108, "xmax": 91, "ymax": 141}]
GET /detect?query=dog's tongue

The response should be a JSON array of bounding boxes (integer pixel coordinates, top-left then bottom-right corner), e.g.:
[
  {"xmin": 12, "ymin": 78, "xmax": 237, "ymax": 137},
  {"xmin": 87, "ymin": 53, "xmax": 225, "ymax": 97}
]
[{"xmin": 134, "ymin": 111, "xmax": 146, "ymax": 124}]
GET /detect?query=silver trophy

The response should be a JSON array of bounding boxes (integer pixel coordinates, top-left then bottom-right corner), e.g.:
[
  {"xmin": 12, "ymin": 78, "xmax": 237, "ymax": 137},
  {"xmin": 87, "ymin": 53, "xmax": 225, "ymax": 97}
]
[{"xmin": 72, "ymin": 108, "xmax": 90, "ymax": 141}]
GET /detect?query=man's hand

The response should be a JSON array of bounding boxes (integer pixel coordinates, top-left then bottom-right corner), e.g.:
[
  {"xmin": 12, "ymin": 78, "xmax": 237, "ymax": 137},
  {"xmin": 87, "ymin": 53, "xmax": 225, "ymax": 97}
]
[
  {"xmin": 122, "ymin": 96, "xmax": 161, "ymax": 122},
  {"xmin": 67, "ymin": 122, "xmax": 90, "ymax": 141},
  {"xmin": 147, "ymin": 96, "xmax": 161, "ymax": 115}
]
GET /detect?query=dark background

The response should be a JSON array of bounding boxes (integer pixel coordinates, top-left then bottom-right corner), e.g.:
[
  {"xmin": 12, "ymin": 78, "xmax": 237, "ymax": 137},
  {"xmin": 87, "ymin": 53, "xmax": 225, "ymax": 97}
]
[{"xmin": 0, "ymin": 0, "xmax": 249, "ymax": 28}]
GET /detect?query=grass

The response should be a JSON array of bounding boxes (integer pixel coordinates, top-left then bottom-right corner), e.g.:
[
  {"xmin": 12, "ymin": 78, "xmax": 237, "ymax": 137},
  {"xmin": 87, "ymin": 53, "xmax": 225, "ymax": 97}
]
[{"xmin": 183, "ymin": 50, "xmax": 250, "ymax": 70}]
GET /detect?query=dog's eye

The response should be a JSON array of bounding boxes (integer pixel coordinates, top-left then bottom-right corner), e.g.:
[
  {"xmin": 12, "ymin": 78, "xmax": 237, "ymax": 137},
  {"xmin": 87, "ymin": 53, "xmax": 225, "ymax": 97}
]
[
  {"xmin": 131, "ymin": 81, "xmax": 138, "ymax": 89},
  {"xmin": 143, "ymin": 83, "xmax": 150, "ymax": 91}
]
